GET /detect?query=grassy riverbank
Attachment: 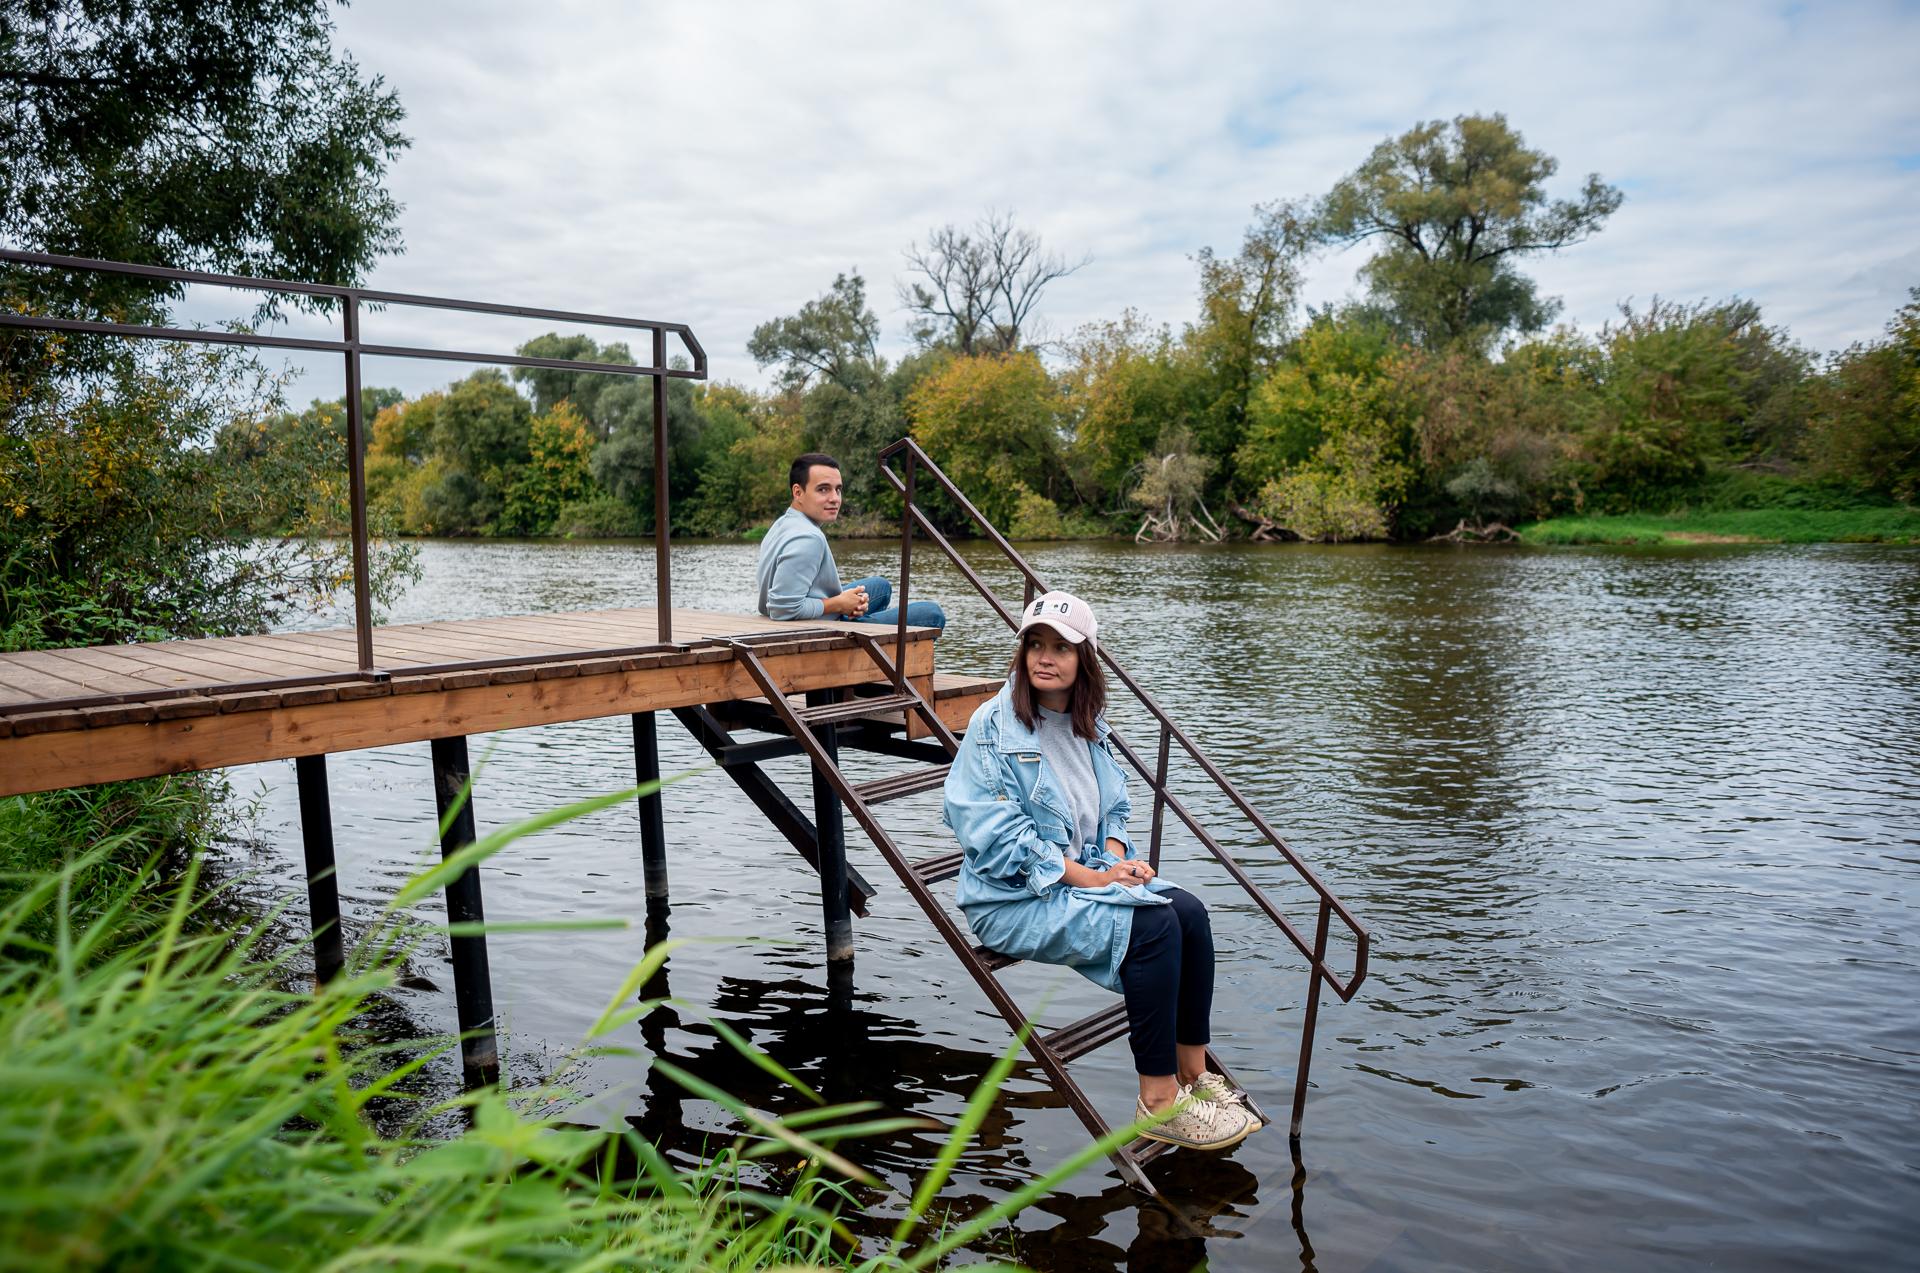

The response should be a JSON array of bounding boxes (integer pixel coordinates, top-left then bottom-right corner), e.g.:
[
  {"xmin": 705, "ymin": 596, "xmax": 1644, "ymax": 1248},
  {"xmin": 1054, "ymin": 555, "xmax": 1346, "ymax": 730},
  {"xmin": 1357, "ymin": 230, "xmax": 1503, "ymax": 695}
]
[
  {"xmin": 0, "ymin": 781, "xmax": 1139, "ymax": 1270},
  {"xmin": 1516, "ymin": 505, "xmax": 1920, "ymax": 546}
]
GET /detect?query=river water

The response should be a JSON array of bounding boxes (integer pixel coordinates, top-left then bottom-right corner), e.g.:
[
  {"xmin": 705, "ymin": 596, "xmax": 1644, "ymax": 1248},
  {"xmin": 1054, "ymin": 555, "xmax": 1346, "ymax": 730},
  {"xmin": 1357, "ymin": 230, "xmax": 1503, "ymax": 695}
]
[{"xmin": 225, "ymin": 538, "xmax": 1920, "ymax": 1271}]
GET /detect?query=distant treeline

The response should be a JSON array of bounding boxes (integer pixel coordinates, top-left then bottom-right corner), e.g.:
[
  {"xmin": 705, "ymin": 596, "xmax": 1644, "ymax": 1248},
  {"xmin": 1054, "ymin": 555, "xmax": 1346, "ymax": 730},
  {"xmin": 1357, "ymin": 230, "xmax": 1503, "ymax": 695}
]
[{"xmin": 236, "ymin": 115, "xmax": 1918, "ymax": 543}]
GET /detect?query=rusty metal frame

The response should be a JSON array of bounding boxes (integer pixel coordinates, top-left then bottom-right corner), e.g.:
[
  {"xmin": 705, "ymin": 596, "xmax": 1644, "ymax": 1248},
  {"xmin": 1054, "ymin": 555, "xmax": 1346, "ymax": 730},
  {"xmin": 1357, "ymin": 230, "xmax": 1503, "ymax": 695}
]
[
  {"xmin": 0, "ymin": 247, "xmax": 707, "ymax": 678},
  {"xmin": 878, "ymin": 436, "xmax": 1370, "ymax": 1139}
]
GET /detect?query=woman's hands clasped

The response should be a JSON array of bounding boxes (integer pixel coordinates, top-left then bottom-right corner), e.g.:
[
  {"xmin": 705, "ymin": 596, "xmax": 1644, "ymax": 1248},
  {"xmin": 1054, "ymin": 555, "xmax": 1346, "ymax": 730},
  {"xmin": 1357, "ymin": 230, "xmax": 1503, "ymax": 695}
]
[
  {"xmin": 1100, "ymin": 858, "xmax": 1156, "ymax": 886},
  {"xmin": 1058, "ymin": 842, "xmax": 1156, "ymax": 889}
]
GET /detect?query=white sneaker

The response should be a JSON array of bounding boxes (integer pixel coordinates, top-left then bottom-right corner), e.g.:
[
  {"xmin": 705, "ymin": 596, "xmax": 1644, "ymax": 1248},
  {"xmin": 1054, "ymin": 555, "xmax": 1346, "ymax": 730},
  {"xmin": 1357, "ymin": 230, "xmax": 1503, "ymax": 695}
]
[
  {"xmin": 1188, "ymin": 1070, "xmax": 1262, "ymax": 1130},
  {"xmin": 1136, "ymin": 1086, "xmax": 1256, "ymax": 1151}
]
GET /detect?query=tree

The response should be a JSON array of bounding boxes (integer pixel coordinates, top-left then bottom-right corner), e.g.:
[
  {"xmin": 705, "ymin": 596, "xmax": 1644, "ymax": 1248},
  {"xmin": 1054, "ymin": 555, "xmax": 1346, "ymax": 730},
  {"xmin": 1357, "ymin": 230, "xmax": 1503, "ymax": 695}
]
[
  {"xmin": 902, "ymin": 211, "xmax": 1086, "ymax": 355},
  {"xmin": 1806, "ymin": 291, "xmax": 1920, "ymax": 503},
  {"xmin": 682, "ymin": 388, "xmax": 802, "ymax": 535},
  {"xmin": 0, "ymin": 342, "xmax": 414, "ymax": 647},
  {"xmin": 511, "ymin": 335, "xmax": 643, "ymax": 440},
  {"xmin": 747, "ymin": 272, "xmax": 883, "ymax": 392},
  {"xmin": 1236, "ymin": 314, "xmax": 1419, "ymax": 542},
  {"xmin": 906, "ymin": 352, "xmax": 1063, "ymax": 530},
  {"xmin": 1063, "ymin": 311, "xmax": 1200, "ymax": 506},
  {"xmin": 1183, "ymin": 198, "xmax": 1315, "ymax": 474},
  {"xmin": 0, "ymin": 0, "xmax": 408, "ymax": 322},
  {"xmin": 500, "ymin": 402, "xmax": 595, "ymax": 536},
  {"xmin": 1572, "ymin": 298, "xmax": 1797, "ymax": 509},
  {"xmin": 1318, "ymin": 114, "xmax": 1621, "ymax": 351}
]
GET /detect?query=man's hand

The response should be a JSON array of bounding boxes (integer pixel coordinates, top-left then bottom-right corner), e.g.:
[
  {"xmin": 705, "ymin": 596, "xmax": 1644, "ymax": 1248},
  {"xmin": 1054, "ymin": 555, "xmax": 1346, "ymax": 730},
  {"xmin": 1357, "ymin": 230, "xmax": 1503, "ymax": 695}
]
[{"xmin": 824, "ymin": 585, "xmax": 869, "ymax": 617}]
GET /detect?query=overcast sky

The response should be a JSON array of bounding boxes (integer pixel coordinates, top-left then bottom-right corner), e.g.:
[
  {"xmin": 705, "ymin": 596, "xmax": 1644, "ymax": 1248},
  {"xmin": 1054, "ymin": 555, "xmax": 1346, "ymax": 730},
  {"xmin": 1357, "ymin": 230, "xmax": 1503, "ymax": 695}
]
[{"xmin": 259, "ymin": 0, "xmax": 1920, "ymax": 400}]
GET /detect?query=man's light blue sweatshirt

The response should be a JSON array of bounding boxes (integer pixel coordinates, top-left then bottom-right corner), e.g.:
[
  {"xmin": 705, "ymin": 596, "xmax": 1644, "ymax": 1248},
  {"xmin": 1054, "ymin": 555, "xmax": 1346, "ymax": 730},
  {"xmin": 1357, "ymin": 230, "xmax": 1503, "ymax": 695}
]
[{"xmin": 756, "ymin": 506, "xmax": 842, "ymax": 620}]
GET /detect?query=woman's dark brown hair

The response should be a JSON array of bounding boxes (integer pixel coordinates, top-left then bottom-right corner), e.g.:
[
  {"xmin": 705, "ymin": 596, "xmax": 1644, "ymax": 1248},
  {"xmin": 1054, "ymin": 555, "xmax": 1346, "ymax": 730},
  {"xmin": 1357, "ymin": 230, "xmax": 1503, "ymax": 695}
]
[{"xmin": 1007, "ymin": 627, "xmax": 1107, "ymax": 739}]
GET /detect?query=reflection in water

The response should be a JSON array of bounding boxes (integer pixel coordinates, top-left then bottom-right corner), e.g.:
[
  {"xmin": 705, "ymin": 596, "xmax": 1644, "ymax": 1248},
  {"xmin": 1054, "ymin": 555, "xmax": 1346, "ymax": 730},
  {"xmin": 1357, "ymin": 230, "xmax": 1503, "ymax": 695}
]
[
  {"xmin": 614, "ymin": 954, "xmax": 1281, "ymax": 1272},
  {"xmin": 232, "ymin": 538, "xmax": 1920, "ymax": 1271}
]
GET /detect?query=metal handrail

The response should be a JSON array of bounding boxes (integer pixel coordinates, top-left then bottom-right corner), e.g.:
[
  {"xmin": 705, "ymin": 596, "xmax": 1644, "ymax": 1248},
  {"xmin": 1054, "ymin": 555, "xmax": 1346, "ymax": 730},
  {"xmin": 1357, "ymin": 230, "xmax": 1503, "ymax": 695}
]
[
  {"xmin": 877, "ymin": 436, "xmax": 1370, "ymax": 1136},
  {"xmin": 0, "ymin": 248, "xmax": 706, "ymax": 675}
]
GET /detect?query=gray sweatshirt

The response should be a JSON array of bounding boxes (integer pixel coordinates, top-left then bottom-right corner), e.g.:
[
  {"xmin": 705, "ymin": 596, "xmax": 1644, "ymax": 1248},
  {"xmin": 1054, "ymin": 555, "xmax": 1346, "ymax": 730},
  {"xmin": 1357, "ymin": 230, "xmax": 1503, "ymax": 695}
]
[
  {"xmin": 1035, "ymin": 706, "xmax": 1103, "ymax": 852},
  {"xmin": 756, "ymin": 506, "xmax": 842, "ymax": 620}
]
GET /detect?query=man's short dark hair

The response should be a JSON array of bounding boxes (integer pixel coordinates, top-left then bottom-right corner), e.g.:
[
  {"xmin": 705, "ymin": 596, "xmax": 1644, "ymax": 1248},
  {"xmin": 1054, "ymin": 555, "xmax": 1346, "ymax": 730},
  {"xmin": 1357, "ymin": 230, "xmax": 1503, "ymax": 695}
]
[{"xmin": 789, "ymin": 453, "xmax": 842, "ymax": 490}]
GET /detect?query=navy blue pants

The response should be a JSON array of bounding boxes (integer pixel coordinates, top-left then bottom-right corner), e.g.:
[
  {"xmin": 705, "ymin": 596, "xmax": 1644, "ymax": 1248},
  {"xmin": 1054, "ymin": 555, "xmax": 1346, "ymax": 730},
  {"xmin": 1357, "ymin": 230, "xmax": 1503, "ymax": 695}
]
[{"xmin": 1118, "ymin": 887, "xmax": 1214, "ymax": 1076}]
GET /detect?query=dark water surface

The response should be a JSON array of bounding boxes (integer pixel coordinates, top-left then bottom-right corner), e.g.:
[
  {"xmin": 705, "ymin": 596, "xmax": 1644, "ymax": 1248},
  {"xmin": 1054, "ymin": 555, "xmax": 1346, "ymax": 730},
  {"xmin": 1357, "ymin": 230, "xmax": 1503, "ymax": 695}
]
[{"xmin": 228, "ymin": 539, "xmax": 1920, "ymax": 1271}]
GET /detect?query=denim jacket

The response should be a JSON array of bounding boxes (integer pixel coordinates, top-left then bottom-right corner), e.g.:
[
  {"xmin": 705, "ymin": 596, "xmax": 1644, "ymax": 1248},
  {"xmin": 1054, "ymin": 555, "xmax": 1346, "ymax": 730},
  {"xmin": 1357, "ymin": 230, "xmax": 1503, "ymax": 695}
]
[{"xmin": 942, "ymin": 682, "xmax": 1172, "ymax": 990}]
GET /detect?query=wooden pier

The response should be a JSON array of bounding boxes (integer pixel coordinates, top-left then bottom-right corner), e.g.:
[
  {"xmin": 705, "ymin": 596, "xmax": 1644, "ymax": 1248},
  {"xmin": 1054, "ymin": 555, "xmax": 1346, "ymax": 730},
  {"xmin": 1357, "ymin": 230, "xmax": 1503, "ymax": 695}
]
[
  {"xmin": 0, "ymin": 603, "xmax": 997, "ymax": 1089},
  {"xmin": 0, "ymin": 607, "xmax": 985, "ymax": 797}
]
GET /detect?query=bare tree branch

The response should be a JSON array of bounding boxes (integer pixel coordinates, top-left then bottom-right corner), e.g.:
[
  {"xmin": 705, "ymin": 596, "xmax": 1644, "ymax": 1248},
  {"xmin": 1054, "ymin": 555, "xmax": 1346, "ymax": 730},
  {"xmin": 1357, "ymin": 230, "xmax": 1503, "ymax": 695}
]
[{"xmin": 903, "ymin": 211, "xmax": 1087, "ymax": 355}]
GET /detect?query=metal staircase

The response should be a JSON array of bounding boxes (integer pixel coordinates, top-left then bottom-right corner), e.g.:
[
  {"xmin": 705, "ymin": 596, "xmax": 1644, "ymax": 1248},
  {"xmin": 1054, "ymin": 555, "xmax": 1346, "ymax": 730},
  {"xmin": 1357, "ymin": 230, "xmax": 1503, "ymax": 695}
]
[
  {"xmin": 685, "ymin": 439, "xmax": 1370, "ymax": 1195},
  {"xmin": 718, "ymin": 627, "xmax": 1271, "ymax": 1192}
]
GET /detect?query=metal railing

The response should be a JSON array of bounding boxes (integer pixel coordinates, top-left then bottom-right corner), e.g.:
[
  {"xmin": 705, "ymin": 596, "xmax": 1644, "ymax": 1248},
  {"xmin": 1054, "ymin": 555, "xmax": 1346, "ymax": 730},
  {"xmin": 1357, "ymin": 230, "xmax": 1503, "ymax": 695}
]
[
  {"xmin": 0, "ymin": 248, "xmax": 707, "ymax": 681},
  {"xmin": 878, "ymin": 436, "xmax": 1370, "ymax": 1136}
]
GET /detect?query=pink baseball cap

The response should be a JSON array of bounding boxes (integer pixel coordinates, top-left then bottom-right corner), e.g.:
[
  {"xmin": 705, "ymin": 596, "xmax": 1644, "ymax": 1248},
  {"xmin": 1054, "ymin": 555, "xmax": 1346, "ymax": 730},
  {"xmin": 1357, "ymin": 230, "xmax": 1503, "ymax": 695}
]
[{"xmin": 1016, "ymin": 590, "xmax": 1098, "ymax": 648}]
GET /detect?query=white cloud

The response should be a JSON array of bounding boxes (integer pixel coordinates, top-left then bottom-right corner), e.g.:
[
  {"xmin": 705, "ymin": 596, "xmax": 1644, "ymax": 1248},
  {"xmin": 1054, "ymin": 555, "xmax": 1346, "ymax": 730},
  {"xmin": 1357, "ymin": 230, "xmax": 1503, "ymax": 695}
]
[{"xmin": 252, "ymin": 0, "xmax": 1920, "ymax": 399}]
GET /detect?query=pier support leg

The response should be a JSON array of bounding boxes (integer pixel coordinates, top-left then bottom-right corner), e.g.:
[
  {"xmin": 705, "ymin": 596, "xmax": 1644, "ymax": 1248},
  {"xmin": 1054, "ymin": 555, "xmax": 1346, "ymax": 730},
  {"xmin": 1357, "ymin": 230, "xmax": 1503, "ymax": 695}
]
[
  {"xmin": 805, "ymin": 688, "xmax": 855, "ymax": 971},
  {"xmin": 294, "ymin": 754, "xmax": 345, "ymax": 988},
  {"xmin": 631, "ymin": 711, "xmax": 670, "ymax": 923},
  {"xmin": 430, "ymin": 735, "xmax": 499, "ymax": 1088}
]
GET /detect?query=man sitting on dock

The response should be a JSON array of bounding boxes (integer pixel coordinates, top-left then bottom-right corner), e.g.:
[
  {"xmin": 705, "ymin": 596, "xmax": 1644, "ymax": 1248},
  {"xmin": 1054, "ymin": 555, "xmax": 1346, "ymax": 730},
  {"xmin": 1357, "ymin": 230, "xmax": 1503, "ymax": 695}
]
[{"xmin": 756, "ymin": 453, "xmax": 946, "ymax": 632}]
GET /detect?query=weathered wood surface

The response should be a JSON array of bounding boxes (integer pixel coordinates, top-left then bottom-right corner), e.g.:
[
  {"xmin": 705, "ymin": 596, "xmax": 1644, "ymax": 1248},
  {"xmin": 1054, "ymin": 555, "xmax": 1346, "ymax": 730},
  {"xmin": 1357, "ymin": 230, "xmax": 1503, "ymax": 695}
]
[{"xmin": 0, "ymin": 608, "xmax": 968, "ymax": 797}]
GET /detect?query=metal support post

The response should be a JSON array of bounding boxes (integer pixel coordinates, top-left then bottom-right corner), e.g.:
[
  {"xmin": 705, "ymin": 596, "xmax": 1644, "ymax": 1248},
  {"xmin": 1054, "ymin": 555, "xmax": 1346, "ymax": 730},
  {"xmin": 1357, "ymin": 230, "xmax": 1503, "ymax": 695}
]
[
  {"xmin": 895, "ymin": 454, "xmax": 913, "ymax": 685},
  {"xmin": 652, "ymin": 326, "xmax": 672, "ymax": 643},
  {"xmin": 1291, "ymin": 898, "xmax": 1333, "ymax": 1140},
  {"xmin": 632, "ymin": 711, "xmax": 670, "ymax": 918},
  {"xmin": 430, "ymin": 735, "xmax": 499, "ymax": 1087},
  {"xmin": 295, "ymin": 754, "xmax": 345, "ymax": 987},
  {"xmin": 1148, "ymin": 723, "xmax": 1171, "ymax": 869},
  {"xmin": 342, "ymin": 295, "xmax": 377, "ymax": 675},
  {"xmin": 805, "ymin": 688, "xmax": 854, "ymax": 967}
]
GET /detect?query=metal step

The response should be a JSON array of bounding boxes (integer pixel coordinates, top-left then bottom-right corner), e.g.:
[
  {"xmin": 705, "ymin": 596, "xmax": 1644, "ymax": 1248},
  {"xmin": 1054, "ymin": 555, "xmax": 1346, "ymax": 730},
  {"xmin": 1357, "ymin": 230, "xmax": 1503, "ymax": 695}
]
[
  {"xmin": 972, "ymin": 943, "xmax": 1018, "ymax": 972},
  {"xmin": 1043, "ymin": 1002, "xmax": 1131, "ymax": 1063},
  {"xmin": 792, "ymin": 692, "xmax": 918, "ymax": 728},
  {"xmin": 854, "ymin": 764, "xmax": 950, "ymax": 806},
  {"xmin": 909, "ymin": 848, "xmax": 965, "ymax": 884}
]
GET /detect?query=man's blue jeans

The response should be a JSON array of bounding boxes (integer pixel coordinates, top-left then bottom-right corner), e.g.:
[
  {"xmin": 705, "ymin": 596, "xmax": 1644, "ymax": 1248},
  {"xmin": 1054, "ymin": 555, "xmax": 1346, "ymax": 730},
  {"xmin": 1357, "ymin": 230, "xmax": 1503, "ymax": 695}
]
[{"xmin": 844, "ymin": 576, "xmax": 946, "ymax": 631}]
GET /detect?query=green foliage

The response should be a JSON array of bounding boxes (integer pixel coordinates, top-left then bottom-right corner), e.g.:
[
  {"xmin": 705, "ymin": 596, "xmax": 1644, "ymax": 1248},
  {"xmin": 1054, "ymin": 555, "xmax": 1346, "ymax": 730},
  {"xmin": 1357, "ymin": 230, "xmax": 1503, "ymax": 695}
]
[
  {"xmin": 1128, "ymin": 427, "xmax": 1218, "ymax": 541},
  {"xmin": 1318, "ymin": 113, "xmax": 1622, "ymax": 351},
  {"xmin": 1237, "ymin": 316, "xmax": 1416, "ymax": 540},
  {"xmin": 511, "ymin": 334, "xmax": 644, "ymax": 439},
  {"xmin": 0, "ymin": 0, "xmax": 407, "ymax": 324},
  {"xmin": 747, "ymin": 272, "xmax": 884, "ymax": 392},
  {"xmin": 1805, "ymin": 291, "xmax": 1920, "ymax": 503},
  {"xmin": 1063, "ymin": 312, "xmax": 1198, "ymax": 505},
  {"xmin": 551, "ymin": 493, "xmax": 640, "ymax": 538},
  {"xmin": 0, "ymin": 778, "xmax": 218, "ymax": 952},
  {"xmin": 906, "ymin": 352, "xmax": 1063, "ymax": 531},
  {"xmin": 1, "ymin": 341, "xmax": 415, "ymax": 645},
  {"xmin": 1007, "ymin": 486, "xmax": 1067, "ymax": 539},
  {"xmin": 1393, "ymin": 340, "xmax": 1574, "ymax": 532},
  {"xmin": 1184, "ymin": 199, "xmax": 1314, "ymax": 473},
  {"xmin": 1251, "ymin": 428, "xmax": 1408, "ymax": 542},
  {"xmin": 681, "ymin": 388, "xmax": 799, "ymax": 536},
  {"xmin": 501, "ymin": 402, "xmax": 597, "ymax": 536},
  {"xmin": 1569, "ymin": 299, "xmax": 1806, "ymax": 511}
]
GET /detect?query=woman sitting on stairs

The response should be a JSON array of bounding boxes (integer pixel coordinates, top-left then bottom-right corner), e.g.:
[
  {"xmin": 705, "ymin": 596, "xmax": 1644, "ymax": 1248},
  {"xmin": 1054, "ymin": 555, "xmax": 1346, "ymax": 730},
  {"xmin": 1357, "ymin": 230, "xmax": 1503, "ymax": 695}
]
[{"xmin": 941, "ymin": 591, "xmax": 1258, "ymax": 1152}]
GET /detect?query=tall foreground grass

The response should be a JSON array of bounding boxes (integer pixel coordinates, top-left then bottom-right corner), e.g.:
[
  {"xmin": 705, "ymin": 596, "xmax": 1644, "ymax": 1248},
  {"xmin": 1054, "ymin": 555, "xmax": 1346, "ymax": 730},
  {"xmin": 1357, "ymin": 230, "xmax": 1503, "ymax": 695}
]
[{"xmin": 0, "ymin": 783, "xmax": 1152, "ymax": 1271}]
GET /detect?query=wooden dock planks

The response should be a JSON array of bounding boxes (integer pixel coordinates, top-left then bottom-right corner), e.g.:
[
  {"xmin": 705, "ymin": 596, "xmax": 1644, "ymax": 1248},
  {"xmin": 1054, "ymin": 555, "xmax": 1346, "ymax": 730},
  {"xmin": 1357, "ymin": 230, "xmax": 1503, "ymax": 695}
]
[{"xmin": 0, "ymin": 608, "xmax": 972, "ymax": 797}]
